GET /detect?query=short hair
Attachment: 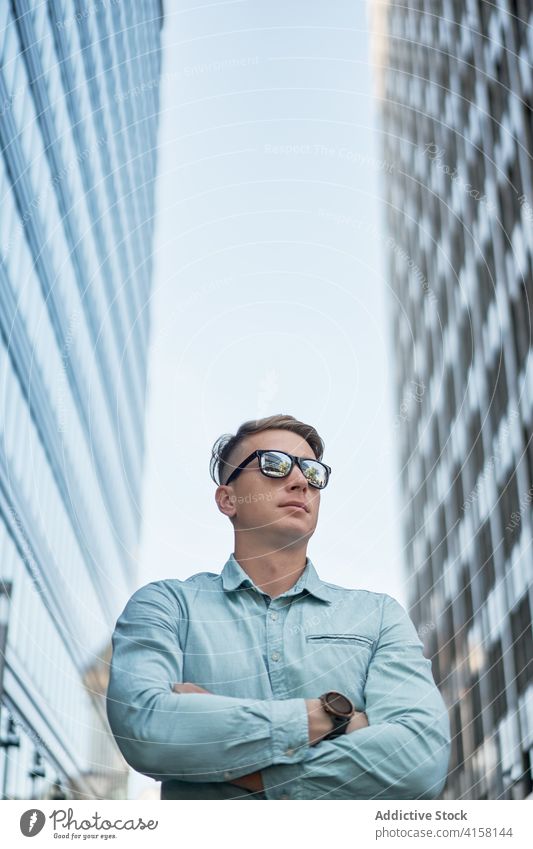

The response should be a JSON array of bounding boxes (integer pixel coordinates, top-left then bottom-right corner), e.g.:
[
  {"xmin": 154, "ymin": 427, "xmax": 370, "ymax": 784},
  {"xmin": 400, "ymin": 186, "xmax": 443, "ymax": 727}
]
[{"xmin": 210, "ymin": 414, "xmax": 325, "ymax": 486}]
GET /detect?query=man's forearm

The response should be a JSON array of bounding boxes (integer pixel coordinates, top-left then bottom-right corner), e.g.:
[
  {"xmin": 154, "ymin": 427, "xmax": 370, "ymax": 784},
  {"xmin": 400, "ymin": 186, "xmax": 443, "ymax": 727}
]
[
  {"xmin": 259, "ymin": 711, "xmax": 451, "ymax": 799},
  {"xmin": 107, "ymin": 679, "xmax": 312, "ymax": 783},
  {"xmin": 230, "ymin": 702, "xmax": 369, "ymax": 792}
]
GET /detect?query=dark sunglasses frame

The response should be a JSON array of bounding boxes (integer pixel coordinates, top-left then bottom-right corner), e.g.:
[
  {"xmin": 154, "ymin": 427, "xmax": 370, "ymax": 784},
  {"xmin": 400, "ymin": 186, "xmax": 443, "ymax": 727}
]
[{"xmin": 224, "ymin": 449, "xmax": 331, "ymax": 489}]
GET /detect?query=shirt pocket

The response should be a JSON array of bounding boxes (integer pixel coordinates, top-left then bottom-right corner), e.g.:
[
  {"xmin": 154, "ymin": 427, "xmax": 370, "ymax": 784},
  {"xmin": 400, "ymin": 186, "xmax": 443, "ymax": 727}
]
[
  {"xmin": 306, "ymin": 633, "xmax": 375, "ymax": 649},
  {"xmin": 303, "ymin": 633, "xmax": 374, "ymax": 706}
]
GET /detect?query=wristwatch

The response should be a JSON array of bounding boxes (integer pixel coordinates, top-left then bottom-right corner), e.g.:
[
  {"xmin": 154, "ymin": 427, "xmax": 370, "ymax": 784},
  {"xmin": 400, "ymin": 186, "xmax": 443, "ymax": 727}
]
[{"xmin": 319, "ymin": 691, "xmax": 356, "ymax": 740}]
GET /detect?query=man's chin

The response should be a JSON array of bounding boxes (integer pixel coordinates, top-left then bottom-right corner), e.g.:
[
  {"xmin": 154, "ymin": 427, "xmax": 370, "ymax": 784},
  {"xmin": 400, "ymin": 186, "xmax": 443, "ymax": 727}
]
[
  {"xmin": 269, "ymin": 526, "xmax": 315, "ymax": 548},
  {"xmin": 236, "ymin": 519, "xmax": 315, "ymax": 546}
]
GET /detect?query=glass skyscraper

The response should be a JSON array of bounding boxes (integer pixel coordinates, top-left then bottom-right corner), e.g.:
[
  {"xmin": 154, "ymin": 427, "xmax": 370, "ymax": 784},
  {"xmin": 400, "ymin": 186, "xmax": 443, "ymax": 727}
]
[
  {"xmin": 0, "ymin": 1, "xmax": 162, "ymax": 799},
  {"xmin": 371, "ymin": 1, "xmax": 533, "ymax": 799}
]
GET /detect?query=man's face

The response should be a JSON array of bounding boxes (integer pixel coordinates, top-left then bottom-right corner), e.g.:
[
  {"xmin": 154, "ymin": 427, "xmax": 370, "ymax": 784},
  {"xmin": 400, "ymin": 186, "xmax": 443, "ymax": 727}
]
[{"xmin": 215, "ymin": 428, "xmax": 322, "ymax": 548}]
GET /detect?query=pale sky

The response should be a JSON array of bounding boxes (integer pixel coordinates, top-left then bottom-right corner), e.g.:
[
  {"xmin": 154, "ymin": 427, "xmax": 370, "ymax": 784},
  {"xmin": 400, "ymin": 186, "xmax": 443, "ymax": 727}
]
[{"xmin": 137, "ymin": 0, "xmax": 409, "ymax": 610}]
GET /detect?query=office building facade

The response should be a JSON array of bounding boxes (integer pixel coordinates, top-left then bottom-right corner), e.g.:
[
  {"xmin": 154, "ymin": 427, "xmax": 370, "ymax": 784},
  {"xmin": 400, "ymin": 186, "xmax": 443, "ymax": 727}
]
[
  {"xmin": 0, "ymin": 1, "xmax": 162, "ymax": 798},
  {"xmin": 371, "ymin": 1, "xmax": 533, "ymax": 799}
]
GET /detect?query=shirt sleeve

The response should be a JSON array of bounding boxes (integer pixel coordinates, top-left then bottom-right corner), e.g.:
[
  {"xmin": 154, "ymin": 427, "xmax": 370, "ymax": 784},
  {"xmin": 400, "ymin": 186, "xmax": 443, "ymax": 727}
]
[
  {"xmin": 261, "ymin": 593, "xmax": 451, "ymax": 799},
  {"xmin": 106, "ymin": 582, "xmax": 310, "ymax": 783}
]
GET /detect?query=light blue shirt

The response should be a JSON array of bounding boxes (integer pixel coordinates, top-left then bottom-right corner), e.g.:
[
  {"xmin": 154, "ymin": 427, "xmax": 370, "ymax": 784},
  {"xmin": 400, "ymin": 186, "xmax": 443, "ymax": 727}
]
[{"xmin": 106, "ymin": 553, "xmax": 451, "ymax": 799}]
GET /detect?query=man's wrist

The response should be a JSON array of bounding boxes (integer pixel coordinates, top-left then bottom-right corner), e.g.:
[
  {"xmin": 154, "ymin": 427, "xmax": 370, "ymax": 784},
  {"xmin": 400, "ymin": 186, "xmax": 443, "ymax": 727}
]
[{"xmin": 306, "ymin": 698, "xmax": 335, "ymax": 745}]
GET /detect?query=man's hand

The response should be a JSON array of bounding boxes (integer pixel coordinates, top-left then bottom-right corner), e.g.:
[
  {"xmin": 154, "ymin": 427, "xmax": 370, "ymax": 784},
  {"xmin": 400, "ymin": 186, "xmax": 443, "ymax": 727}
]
[
  {"xmin": 346, "ymin": 710, "xmax": 369, "ymax": 733},
  {"xmin": 228, "ymin": 771, "xmax": 264, "ymax": 792},
  {"xmin": 172, "ymin": 682, "xmax": 213, "ymax": 694}
]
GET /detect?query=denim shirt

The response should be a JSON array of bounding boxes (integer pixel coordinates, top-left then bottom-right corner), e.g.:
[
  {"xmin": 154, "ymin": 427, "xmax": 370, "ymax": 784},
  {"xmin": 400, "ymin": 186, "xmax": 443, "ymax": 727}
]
[{"xmin": 106, "ymin": 553, "xmax": 451, "ymax": 800}]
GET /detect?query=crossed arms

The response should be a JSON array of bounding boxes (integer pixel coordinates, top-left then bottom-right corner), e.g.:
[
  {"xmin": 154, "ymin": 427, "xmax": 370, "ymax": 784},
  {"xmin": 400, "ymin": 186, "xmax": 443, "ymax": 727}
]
[
  {"xmin": 106, "ymin": 583, "xmax": 451, "ymax": 799},
  {"xmin": 171, "ymin": 681, "xmax": 370, "ymax": 792}
]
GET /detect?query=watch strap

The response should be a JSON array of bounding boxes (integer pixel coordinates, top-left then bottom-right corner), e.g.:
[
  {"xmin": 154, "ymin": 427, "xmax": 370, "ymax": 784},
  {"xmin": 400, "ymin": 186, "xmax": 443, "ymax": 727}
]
[{"xmin": 324, "ymin": 713, "xmax": 351, "ymax": 740}]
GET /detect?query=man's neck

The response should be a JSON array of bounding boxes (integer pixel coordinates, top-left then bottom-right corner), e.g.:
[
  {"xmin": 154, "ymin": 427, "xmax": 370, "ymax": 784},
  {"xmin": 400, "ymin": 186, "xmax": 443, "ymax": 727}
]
[{"xmin": 232, "ymin": 541, "xmax": 309, "ymax": 599}]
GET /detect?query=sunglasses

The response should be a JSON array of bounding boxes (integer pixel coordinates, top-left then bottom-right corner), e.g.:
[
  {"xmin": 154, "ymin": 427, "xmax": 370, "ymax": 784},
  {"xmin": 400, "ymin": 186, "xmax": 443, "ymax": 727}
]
[{"xmin": 224, "ymin": 449, "xmax": 331, "ymax": 489}]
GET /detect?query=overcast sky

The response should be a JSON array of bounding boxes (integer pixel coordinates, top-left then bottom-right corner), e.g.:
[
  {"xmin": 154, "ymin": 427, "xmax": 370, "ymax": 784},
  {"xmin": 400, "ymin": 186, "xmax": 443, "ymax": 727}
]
[{"xmin": 137, "ymin": 0, "xmax": 408, "ymax": 611}]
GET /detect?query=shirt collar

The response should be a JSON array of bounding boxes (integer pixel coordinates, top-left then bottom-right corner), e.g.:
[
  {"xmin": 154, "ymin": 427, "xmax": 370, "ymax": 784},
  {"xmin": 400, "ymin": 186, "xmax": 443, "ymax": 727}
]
[{"xmin": 220, "ymin": 552, "xmax": 334, "ymax": 604}]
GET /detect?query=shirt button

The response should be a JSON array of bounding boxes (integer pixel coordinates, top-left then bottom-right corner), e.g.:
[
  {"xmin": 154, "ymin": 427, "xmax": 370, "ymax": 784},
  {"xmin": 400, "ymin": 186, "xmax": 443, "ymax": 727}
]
[
  {"xmin": 271, "ymin": 651, "xmax": 280, "ymax": 661},
  {"xmin": 270, "ymin": 612, "xmax": 278, "ymax": 620},
  {"xmin": 223, "ymin": 771, "xmax": 232, "ymax": 780},
  {"xmin": 285, "ymin": 748, "xmax": 294, "ymax": 757},
  {"xmin": 281, "ymin": 792, "xmax": 290, "ymax": 799}
]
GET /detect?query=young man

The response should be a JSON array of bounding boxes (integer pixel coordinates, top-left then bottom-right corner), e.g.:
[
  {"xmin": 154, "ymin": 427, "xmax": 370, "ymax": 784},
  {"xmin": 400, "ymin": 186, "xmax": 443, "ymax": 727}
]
[{"xmin": 106, "ymin": 414, "xmax": 451, "ymax": 799}]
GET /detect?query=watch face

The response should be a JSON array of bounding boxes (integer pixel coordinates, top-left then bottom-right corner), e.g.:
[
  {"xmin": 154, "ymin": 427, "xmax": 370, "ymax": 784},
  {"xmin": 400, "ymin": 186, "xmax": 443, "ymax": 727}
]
[{"xmin": 326, "ymin": 691, "xmax": 353, "ymax": 716}]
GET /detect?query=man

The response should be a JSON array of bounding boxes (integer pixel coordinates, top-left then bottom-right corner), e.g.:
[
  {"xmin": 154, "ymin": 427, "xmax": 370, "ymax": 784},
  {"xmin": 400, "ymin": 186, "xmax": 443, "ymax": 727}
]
[{"xmin": 106, "ymin": 414, "xmax": 451, "ymax": 799}]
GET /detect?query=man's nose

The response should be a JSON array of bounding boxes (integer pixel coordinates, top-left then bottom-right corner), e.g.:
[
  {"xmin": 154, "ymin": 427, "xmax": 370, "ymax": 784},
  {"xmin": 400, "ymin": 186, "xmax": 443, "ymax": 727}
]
[{"xmin": 287, "ymin": 466, "xmax": 309, "ymax": 488}]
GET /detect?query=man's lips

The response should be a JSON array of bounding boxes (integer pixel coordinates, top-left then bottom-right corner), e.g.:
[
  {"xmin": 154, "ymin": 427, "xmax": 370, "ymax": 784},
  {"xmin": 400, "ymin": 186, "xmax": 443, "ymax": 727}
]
[{"xmin": 279, "ymin": 502, "xmax": 310, "ymax": 513}]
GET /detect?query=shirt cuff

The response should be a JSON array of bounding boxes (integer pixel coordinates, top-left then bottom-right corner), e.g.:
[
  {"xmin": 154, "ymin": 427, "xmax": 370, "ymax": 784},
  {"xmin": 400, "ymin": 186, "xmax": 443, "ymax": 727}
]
[{"xmin": 269, "ymin": 697, "xmax": 310, "ymax": 766}]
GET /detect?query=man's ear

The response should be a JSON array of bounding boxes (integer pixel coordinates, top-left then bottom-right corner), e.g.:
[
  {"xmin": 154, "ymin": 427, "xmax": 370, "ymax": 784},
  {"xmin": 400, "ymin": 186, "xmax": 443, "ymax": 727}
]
[{"xmin": 215, "ymin": 485, "xmax": 237, "ymax": 519}]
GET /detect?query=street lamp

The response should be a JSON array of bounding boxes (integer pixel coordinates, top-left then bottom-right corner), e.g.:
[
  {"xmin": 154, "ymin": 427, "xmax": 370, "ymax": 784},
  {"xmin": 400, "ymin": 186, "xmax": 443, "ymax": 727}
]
[
  {"xmin": 29, "ymin": 751, "xmax": 46, "ymax": 799},
  {"xmin": 0, "ymin": 581, "xmax": 18, "ymax": 799},
  {"xmin": 0, "ymin": 717, "xmax": 20, "ymax": 799},
  {"xmin": 0, "ymin": 581, "xmax": 12, "ymax": 698}
]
